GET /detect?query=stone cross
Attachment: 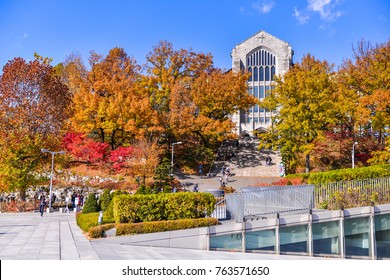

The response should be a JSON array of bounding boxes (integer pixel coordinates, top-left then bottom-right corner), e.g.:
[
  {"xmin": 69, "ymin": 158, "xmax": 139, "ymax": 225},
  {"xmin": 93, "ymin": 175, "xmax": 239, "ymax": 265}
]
[{"xmin": 257, "ymin": 33, "xmax": 265, "ymax": 43}]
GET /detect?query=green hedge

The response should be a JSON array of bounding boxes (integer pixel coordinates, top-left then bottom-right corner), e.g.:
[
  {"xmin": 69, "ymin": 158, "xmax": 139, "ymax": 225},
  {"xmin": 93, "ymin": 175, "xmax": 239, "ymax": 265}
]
[
  {"xmin": 115, "ymin": 218, "xmax": 219, "ymax": 236},
  {"xmin": 113, "ymin": 192, "xmax": 216, "ymax": 223},
  {"xmin": 87, "ymin": 217, "xmax": 219, "ymax": 238},
  {"xmin": 286, "ymin": 164, "xmax": 390, "ymax": 184},
  {"xmin": 88, "ymin": 223, "xmax": 116, "ymax": 239},
  {"xmin": 76, "ymin": 212, "xmax": 100, "ymax": 232}
]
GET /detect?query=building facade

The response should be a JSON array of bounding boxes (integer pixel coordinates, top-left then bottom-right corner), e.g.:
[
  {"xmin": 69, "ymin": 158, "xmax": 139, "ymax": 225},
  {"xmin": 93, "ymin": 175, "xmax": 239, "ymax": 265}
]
[{"xmin": 231, "ymin": 30, "xmax": 293, "ymax": 135}]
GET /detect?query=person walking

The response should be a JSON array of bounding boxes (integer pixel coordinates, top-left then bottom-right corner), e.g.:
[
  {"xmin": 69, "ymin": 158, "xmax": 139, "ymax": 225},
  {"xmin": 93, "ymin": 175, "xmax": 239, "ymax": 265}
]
[{"xmin": 38, "ymin": 193, "xmax": 46, "ymax": 217}]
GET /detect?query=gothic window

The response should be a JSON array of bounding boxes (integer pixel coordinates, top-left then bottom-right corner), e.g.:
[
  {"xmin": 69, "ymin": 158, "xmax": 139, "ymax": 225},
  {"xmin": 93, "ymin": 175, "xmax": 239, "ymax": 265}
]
[
  {"xmin": 265, "ymin": 66, "xmax": 270, "ymax": 81},
  {"xmin": 260, "ymin": 66, "xmax": 264, "ymax": 81},
  {"xmin": 271, "ymin": 66, "xmax": 276, "ymax": 81},
  {"xmin": 254, "ymin": 67, "xmax": 258, "ymax": 81},
  {"xmin": 248, "ymin": 67, "xmax": 252, "ymax": 81}
]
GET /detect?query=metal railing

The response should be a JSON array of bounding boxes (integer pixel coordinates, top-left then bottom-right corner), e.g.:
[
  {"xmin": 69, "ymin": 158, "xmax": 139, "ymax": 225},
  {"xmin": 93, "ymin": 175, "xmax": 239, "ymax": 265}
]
[
  {"xmin": 226, "ymin": 185, "xmax": 315, "ymax": 222},
  {"xmin": 315, "ymin": 177, "xmax": 390, "ymax": 209}
]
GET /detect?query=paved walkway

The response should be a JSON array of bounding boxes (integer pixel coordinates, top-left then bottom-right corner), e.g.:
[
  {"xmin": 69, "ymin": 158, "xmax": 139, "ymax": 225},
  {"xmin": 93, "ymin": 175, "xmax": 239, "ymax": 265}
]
[{"xmin": 0, "ymin": 212, "xmax": 322, "ymax": 260}]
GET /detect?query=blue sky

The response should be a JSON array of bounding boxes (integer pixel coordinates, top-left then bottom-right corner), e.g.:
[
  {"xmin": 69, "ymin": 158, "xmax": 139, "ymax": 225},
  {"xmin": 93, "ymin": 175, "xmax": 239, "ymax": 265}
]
[{"xmin": 0, "ymin": 0, "xmax": 389, "ymax": 71}]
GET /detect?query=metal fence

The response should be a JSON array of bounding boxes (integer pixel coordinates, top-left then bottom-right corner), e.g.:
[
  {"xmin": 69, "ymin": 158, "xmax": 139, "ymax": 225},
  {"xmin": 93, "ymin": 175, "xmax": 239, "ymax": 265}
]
[
  {"xmin": 315, "ymin": 177, "xmax": 390, "ymax": 209},
  {"xmin": 226, "ymin": 185, "xmax": 315, "ymax": 222}
]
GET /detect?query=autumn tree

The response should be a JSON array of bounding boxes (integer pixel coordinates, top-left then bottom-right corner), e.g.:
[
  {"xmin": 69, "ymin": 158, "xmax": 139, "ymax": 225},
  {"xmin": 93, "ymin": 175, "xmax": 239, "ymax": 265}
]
[
  {"xmin": 339, "ymin": 40, "xmax": 390, "ymax": 164},
  {"xmin": 67, "ymin": 47, "xmax": 155, "ymax": 149},
  {"xmin": 0, "ymin": 56, "xmax": 71, "ymax": 199},
  {"xmin": 168, "ymin": 69, "xmax": 256, "ymax": 165},
  {"xmin": 126, "ymin": 138, "xmax": 163, "ymax": 185},
  {"xmin": 259, "ymin": 54, "xmax": 339, "ymax": 173},
  {"xmin": 143, "ymin": 41, "xmax": 214, "ymax": 145}
]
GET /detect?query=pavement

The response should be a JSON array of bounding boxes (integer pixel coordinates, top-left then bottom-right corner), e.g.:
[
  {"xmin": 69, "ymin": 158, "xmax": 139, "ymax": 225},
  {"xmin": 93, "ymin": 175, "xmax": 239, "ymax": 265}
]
[
  {"xmin": 176, "ymin": 174, "xmax": 280, "ymax": 192},
  {"xmin": 0, "ymin": 212, "xmax": 323, "ymax": 260}
]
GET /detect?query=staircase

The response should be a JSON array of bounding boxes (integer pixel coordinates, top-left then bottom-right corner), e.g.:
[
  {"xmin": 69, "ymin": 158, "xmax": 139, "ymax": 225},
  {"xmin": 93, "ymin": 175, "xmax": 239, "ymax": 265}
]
[{"xmin": 213, "ymin": 137, "xmax": 281, "ymax": 177}]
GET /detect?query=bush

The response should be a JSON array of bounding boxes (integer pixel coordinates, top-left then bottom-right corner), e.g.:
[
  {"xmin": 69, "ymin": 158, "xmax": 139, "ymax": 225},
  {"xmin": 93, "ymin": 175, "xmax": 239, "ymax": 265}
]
[
  {"xmin": 88, "ymin": 223, "xmax": 116, "ymax": 239},
  {"xmin": 113, "ymin": 192, "xmax": 216, "ymax": 223},
  {"xmin": 76, "ymin": 212, "xmax": 100, "ymax": 232},
  {"xmin": 115, "ymin": 218, "xmax": 219, "ymax": 236},
  {"xmin": 82, "ymin": 193, "xmax": 100, "ymax": 214},
  {"xmin": 286, "ymin": 164, "xmax": 390, "ymax": 184},
  {"xmin": 99, "ymin": 189, "xmax": 112, "ymax": 211}
]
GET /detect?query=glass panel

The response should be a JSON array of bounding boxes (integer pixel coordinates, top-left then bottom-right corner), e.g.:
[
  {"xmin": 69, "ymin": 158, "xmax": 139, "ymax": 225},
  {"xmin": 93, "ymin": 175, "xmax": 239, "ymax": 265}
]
[
  {"xmin": 210, "ymin": 233, "xmax": 242, "ymax": 251},
  {"xmin": 259, "ymin": 66, "xmax": 264, "ymax": 81},
  {"xmin": 280, "ymin": 225, "xmax": 308, "ymax": 253},
  {"xmin": 260, "ymin": 86, "xmax": 264, "ymax": 99},
  {"xmin": 254, "ymin": 67, "xmax": 258, "ymax": 81},
  {"xmin": 312, "ymin": 221, "xmax": 340, "ymax": 255},
  {"xmin": 254, "ymin": 117, "xmax": 258, "ymax": 123},
  {"xmin": 345, "ymin": 217, "xmax": 370, "ymax": 257},
  {"xmin": 248, "ymin": 86, "xmax": 253, "ymax": 96},
  {"xmin": 261, "ymin": 50, "xmax": 265, "ymax": 66},
  {"xmin": 265, "ymin": 66, "xmax": 270, "ymax": 81},
  {"xmin": 246, "ymin": 229, "xmax": 276, "ymax": 252},
  {"xmin": 248, "ymin": 67, "xmax": 252, "ymax": 82},
  {"xmin": 375, "ymin": 214, "xmax": 390, "ymax": 259},
  {"xmin": 254, "ymin": 105, "xmax": 259, "ymax": 113},
  {"xmin": 265, "ymin": 117, "xmax": 270, "ymax": 124},
  {"xmin": 254, "ymin": 86, "xmax": 259, "ymax": 99},
  {"xmin": 271, "ymin": 66, "xmax": 276, "ymax": 81}
]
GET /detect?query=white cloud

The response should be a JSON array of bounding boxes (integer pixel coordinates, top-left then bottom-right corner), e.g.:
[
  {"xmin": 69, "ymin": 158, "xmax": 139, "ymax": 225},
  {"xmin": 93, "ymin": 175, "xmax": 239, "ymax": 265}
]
[
  {"xmin": 252, "ymin": 1, "xmax": 275, "ymax": 14},
  {"xmin": 293, "ymin": 7, "xmax": 310, "ymax": 24},
  {"xmin": 293, "ymin": 0, "xmax": 344, "ymax": 25},
  {"xmin": 307, "ymin": 0, "xmax": 343, "ymax": 21}
]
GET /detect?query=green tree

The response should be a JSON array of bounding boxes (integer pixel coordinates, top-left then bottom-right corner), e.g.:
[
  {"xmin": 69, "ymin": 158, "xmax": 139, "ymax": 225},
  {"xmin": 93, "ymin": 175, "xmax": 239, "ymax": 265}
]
[
  {"xmin": 259, "ymin": 54, "xmax": 339, "ymax": 173},
  {"xmin": 98, "ymin": 189, "xmax": 112, "ymax": 211},
  {"xmin": 82, "ymin": 193, "xmax": 100, "ymax": 214}
]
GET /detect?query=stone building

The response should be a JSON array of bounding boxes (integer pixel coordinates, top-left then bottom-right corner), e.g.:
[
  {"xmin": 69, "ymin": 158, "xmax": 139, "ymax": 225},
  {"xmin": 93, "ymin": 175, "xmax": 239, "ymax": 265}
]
[{"xmin": 230, "ymin": 30, "xmax": 293, "ymax": 136}]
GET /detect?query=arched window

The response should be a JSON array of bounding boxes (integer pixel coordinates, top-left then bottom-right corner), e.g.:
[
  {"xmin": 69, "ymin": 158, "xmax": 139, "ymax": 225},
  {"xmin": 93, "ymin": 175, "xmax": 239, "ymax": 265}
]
[
  {"xmin": 254, "ymin": 67, "xmax": 258, "ymax": 81},
  {"xmin": 260, "ymin": 66, "xmax": 264, "ymax": 81},
  {"xmin": 261, "ymin": 50, "xmax": 265, "ymax": 65},
  {"xmin": 248, "ymin": 67, "xmax": 252, "ymax": 81},
  {"xmin": 265, "ymin": 66, "xmax": 270, "ymax": 81}
]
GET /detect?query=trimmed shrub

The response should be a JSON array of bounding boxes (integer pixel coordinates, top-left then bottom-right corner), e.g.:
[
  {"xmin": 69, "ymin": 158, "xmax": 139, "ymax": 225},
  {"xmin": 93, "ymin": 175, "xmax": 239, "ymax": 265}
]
[
  {"xmin": 113, "ymin": 192, "xmax": 216, "ymax": 223},
  {"xmin": 82, "ymin": 193, "xmax": 100, "ymax": 214},
  {"xmin": 76, "ymin": 212, "xmax": 100, "ymax": 232},
  {"xmin": 88, "ymin": 223, "xmax": 116, "ymax": 239},
  {"xmin": 286, "ymin": 164, "xmax": 390, "ymax": 184},
  {"xmin": 115, "ymin": 217, "xmax": 219, "ymax": 236}
]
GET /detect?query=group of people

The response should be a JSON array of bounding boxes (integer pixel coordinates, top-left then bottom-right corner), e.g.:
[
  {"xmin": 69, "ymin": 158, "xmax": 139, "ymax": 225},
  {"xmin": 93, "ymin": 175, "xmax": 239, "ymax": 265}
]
[{"xmin": 38, "ymin": 191, "xmax": 85, "ymax": 216}]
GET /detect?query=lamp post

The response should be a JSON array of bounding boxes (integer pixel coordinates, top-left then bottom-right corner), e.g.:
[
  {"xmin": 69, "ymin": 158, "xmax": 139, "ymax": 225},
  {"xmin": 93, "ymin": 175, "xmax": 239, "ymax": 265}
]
[
  {"xmin": 352, "ymin": 142, "xmax": 358, "ymax": 169},
  {"xmin": 171, "ymin": 141, "xmax": 182, "ymax": 175},
  {"xmin": 41, "ymin": 149, "xmax": 65, "ymax": 212}
]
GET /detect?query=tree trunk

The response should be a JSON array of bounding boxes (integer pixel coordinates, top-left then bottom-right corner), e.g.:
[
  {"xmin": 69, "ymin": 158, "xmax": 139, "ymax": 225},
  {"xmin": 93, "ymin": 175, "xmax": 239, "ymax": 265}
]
[{"xmin": 305, "ymin": 153, "xmax": 310, "ymax": 174}]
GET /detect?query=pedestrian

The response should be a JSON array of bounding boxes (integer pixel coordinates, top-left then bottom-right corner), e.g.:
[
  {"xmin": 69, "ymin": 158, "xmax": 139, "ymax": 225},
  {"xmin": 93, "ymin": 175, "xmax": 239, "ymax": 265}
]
[
  {"xmin": 219, "ymin": 176, "xmax": 223, "ymax": 187},
  {"xmin": 38, "ymin": 193, "xmax": 46, "ymax": 217},
  {"xmin": 193, "ymin": 184, "xmax": 199, "ymax": 192}
]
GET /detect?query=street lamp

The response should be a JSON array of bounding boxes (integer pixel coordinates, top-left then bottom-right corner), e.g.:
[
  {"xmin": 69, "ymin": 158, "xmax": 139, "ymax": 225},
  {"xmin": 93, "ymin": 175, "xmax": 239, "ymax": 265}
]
[
  {"xmin": 41, "ymin": 149, "xmax": 65, "ymax": 212},
  {"xmin": 171, "ymin": 141, "xmax": 182, "ymax": 174},
  {"xmin": 352, "ymin": 142, "xmax": 358, "ymax": 169}
]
